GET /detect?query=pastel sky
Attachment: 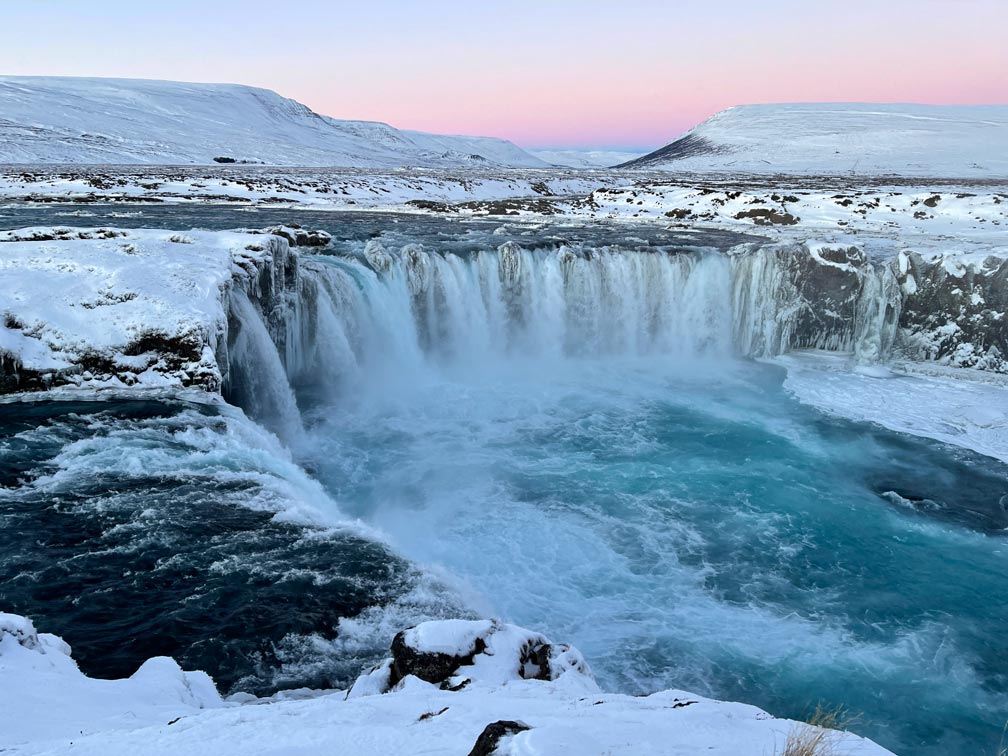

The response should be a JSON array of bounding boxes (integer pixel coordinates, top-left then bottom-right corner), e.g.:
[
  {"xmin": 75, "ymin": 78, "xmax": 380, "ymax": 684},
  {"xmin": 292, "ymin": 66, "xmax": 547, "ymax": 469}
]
[{"xmin": 2, "ymin": 0, "xmax": 1006, "ymax": 148}]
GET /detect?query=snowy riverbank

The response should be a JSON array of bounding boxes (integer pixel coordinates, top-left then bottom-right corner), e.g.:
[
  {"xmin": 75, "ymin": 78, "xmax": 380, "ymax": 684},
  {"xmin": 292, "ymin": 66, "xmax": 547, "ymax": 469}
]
[{"xmin": 775, "ymin": 351, "xmax": 1008, "ymax": 464}]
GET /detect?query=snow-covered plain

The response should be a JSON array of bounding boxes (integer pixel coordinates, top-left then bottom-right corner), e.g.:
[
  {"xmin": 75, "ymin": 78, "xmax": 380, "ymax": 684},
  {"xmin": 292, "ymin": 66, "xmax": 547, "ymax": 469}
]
[
  {"xmin": 0, "ymin": 165, "xmax": 617, "ymax": 209},
  {"xmin": 0, "ymin": 77, "xmax": 550, "ymax": 168},
  {"xmin": 528, "ymin": 148, "xmax": 650, "ymax": 168},
  {"xmin": 621, "ymin": 103, "xmax": 1008, "ymax": 176},
  {"xmin": 566, "ymin": 179, "xmax": 1008, "ymax": 256},
  {"xmin": 0, "ymin": 614, "xmax": 893, "ymax": 756}
]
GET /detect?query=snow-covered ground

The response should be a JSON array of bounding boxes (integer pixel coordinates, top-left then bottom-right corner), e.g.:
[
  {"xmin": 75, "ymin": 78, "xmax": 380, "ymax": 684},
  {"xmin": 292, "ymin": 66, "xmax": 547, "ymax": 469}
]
[
  {"xmin": 2, "ymin": 168, "xmax": 1005, "ymax": 255},
  {"xmin": 565, "ymin": 180, "xmax": 1008, "ymax": 256},
  {"xmin": 0, "ymin": 613, "xmax": 893, "ymax": 756},
  {"xmin": 528, "ymin": 148, "xmax": 650, "ymax": 168},
  {"xmin": 0, "ymin": 165, "xmax": 617, "ymax": 209},
  {"xmin": 0, "ymin": 77, "xmax": 550, "ymax": 168},
  {"xmin": 774, "ymin": 351, "xmax": 1008, "ymax": 464},
  {"xmin": 623, "ymin": 103, "xmax": 1008, "ymax": 176},
  {"xmin": 0, "ymin": 613, "xmax": 223, "ymax": 747}
]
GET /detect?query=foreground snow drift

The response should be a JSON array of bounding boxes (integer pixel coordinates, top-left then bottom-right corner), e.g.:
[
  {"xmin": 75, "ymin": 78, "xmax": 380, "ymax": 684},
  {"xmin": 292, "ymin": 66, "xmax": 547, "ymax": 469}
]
[
  {"xmin": 0, "ymin": 613, "xmax": 222, "ymax": 746},
  {"xmin": 0, "ymin": 614, "xmax": 894, "ymax": 755}
]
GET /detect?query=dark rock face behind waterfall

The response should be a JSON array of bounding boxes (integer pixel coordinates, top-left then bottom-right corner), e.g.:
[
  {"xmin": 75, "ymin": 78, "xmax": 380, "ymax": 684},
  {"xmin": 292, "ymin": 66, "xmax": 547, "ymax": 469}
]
[
  {"xmin": 897, "ymin": 252, "xmax": 1008, "ymax": 371},
  {"xmin": 732, "ymin": 241, "xmax": 1006, "ymax": 372}
]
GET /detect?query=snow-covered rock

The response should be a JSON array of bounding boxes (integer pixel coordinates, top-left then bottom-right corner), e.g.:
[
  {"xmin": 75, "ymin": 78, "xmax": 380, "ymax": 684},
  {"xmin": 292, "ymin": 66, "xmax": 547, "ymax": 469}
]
[
  {"xmin": 622, "ymin": 103, "xmax": 1008, "ymax": 176},
  {"xmin": 347, "ymin": 619, "xmax": 592, "ymax": 696},
  {"xmin": 0, "ymin": 76, "xmax": 549, "ymax": 168},
  {"xmin": 0, "ymin": 614, "xmax": 894, "ymax": 756},
  {"xmin": 896, "ymin": 250, "xmax": 1008, "ymax": 371},
  {"xmin": 0, "ymin": 227, "xmax": 305, "ymax": 393}
]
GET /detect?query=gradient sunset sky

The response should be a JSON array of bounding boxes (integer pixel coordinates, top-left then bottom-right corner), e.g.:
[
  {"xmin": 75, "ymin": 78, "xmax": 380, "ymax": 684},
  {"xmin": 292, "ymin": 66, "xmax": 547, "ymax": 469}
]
[{"xmin": 3, "ymin": 0, "xmax": 1006, "ymax": 148}]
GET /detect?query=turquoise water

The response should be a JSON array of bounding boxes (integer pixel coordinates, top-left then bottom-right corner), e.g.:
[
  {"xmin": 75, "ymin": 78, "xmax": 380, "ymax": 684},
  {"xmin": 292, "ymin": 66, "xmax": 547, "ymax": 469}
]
[
  {"xmin": 2, "ymin": 204, "xmax": 1007, "ymax": 754},
  {"xmin": 300, "ymin": 355, "xmax": 1008, "ymax": 756}
]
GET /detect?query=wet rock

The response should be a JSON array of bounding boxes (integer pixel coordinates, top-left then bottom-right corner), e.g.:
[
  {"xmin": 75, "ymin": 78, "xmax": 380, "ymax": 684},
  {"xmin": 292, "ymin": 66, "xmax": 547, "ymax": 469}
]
[
  {"xmin": 262, "ymin": 226, "xmax": 331, "ymax": 248},
  {"xmin": 733, "ymin": 242, "xmax": 893, "ymax": 357},
  {"xmin": 388, "ymin": 629, "xmax": 487, "ymax": 687},
  {"xmin": 733, "ymin": 207, "xmax": 799, "ymax": 225},
  {"xmin": 466, "ymin": 720, "xmax": 530, "ymax": 756},
  {"xmin": 405, "ymin": 199, "xmax": 456, "ymax": 213}
]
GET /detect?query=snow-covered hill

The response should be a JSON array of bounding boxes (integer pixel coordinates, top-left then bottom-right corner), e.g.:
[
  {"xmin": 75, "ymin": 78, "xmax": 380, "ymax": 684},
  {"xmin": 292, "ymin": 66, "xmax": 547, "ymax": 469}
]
[
  {"xmin": 621, "ymin": 103, "xmax": 1008, "ymax": 176},
  {"xmin": 0, "ymin": 76, "xmax": 550, "ymax": 168},
  {"xmin": 528, "ymin": 148, "xmax": 649, "ymax": 168}
]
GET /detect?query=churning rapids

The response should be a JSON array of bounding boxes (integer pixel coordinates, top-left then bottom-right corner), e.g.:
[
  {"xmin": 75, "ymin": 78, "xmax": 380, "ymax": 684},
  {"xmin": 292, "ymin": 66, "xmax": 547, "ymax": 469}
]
[{"xmin": 2, "ymin": 207, "xmax": 1007, "ymax": 756}]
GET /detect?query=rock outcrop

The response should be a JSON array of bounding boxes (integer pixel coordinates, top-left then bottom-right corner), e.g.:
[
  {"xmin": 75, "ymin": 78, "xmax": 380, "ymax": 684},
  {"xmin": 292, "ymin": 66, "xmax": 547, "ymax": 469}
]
[
  {"xmin": 466, "ymin": 720, "xmax": 531, "ymax": 756},
  {"xmin": 896, "ymin": 251, "xmax": 1007, "ymax": 371},
  {"xmin": 347, "ymin": 619, "xmax": 592, "ymax": 697},
  {"xmin": 732, "ymin": 241, "xmax": 1007, "ymax": 372}
]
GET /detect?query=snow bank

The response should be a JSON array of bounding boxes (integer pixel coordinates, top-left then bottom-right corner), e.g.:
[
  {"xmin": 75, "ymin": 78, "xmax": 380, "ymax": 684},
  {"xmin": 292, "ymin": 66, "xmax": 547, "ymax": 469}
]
[
  {"xmin": 0, "ymin": 614, "xmax": 894, "ymax": 756},
  {"xmin": 775, "ymin": 351, "xmax": 1008, "ymax": 464},
  {"xmin": 0, "ymin": 614, "xmax": 222, "ymax": 747}
]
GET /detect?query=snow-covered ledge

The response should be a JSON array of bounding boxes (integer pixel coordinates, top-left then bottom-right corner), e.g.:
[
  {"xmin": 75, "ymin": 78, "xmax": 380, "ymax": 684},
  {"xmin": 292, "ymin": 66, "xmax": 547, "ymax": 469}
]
[
  {"xmin": 0, "ymin": 614, "xmax": 894, "ymax": 755},
  {"xmin": 0, "ymin": 226, "xmax": 324, "ymax": 394}
]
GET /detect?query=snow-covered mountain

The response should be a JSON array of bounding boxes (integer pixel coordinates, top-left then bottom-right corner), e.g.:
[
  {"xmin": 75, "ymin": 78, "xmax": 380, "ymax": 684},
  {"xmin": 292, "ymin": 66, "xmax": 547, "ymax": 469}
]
[
  {"xmin": 0, "ymin": 76, "xmax": 550, "ymax": 168},
  {"xmin": 621, "ymin": 103, "xmax": 1008, "ymax": 176}
]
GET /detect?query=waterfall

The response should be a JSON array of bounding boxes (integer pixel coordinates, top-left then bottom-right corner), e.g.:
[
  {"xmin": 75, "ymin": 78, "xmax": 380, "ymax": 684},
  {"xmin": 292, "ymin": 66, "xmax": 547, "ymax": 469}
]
[
  {"xmin": 324, "ymin": 244, "xmax": 741, "ymax": 365},
  {"xmin": 221, "ymin": 238, "xmax": 903, "ymax": 431},
  {"xmin": 224, "ymin": 289, "xmax": 304, "ymax": 443}
]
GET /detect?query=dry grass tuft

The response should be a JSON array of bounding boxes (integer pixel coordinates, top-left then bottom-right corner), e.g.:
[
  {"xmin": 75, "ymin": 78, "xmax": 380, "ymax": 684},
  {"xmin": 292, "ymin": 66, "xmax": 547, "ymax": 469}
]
[{"xmin": 778, "ymin": 704, "xmax": 856, "ymax": 756}]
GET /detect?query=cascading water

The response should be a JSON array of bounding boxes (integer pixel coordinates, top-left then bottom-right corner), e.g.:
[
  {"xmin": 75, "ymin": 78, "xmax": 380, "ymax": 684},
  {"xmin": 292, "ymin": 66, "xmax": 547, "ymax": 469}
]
[
  {"xmin": 224, "ymin": 239, "xmax": 907, "ymax": 430},
  {"xmin": 224, "ymin": 288, "xmax": 304, "ymax": 443},
  {"xmin": 102, "ymin": 232, "xmax": 1008, "ymax": 756}
]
